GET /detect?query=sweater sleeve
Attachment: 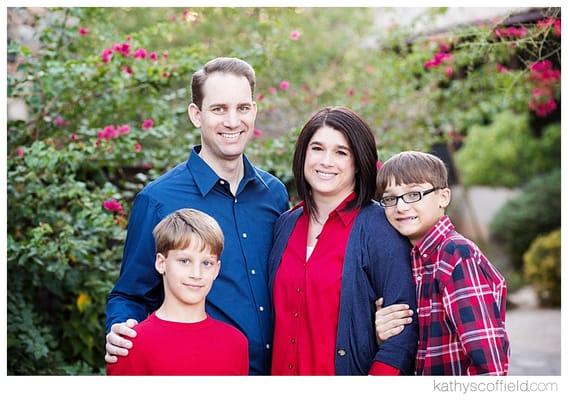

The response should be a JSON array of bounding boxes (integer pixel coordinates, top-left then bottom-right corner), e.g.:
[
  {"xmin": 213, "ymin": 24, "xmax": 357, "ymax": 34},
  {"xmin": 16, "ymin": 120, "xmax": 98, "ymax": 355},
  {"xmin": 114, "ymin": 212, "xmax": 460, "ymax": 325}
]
[{"xmin": 366, "ymin": 210, "xmax": 418, "ymax": 375}]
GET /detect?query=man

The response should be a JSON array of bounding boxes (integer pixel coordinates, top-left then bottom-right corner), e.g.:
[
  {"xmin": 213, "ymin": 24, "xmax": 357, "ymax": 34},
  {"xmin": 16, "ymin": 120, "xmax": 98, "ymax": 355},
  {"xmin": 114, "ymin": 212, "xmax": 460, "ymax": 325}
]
[{"xmin": 105, "ymin": 57, "xmax": 289, "ymax": 375}]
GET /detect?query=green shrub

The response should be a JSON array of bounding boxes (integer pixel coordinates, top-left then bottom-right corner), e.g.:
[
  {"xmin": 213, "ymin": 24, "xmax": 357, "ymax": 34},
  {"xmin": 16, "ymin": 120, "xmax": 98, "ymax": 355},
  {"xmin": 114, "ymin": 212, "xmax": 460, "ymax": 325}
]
[
  {"xmin": 490, "ymin": 169, "xmax": 561, "ymax": 270},
  {"xmin": 523, "ymin": 229, "xmax": 561, "ymax": 307},
  {"xmin": 455, "ymin": 112, "xmax": 560, "ymax": 187}
]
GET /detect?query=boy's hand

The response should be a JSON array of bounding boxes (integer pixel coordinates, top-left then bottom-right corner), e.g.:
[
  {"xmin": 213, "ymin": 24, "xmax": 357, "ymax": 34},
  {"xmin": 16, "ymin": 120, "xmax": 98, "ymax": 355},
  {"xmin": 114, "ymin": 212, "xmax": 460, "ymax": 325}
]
[
  {"xmin": 375, "ymin": 298, "xmax": 414, "ymax": 345},
  {"xmin": 104, "ymin": 319, "xmax": 138, "ymax": 363}
]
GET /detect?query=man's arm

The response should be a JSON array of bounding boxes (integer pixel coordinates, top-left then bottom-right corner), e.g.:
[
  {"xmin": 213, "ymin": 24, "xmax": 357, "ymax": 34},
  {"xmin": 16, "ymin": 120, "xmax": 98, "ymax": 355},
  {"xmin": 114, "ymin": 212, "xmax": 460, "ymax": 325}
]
[
  {"xmin": 105, "ymin": 193, "xmax": 163, "ymax": 361},
  {"xmin": 440, "ymin": 256, "xmax": 510, "ymax": 375}
]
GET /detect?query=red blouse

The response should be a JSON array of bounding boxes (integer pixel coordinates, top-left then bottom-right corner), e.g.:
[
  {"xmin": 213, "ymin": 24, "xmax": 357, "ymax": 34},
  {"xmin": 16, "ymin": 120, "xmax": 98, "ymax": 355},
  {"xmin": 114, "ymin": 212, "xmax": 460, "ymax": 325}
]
[{"xmin": 271, "ymin": 194, "xmax": 359, "ymax": 375}]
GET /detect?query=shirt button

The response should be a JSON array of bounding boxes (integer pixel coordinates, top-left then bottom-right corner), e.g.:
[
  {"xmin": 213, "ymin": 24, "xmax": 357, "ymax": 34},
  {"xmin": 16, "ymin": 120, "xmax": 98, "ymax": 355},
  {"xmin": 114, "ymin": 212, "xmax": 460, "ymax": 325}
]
[
  {"xmin": 251, "ymin": 269, "xmax": 256, "ymax": 275},
  {"xmin": 288, "ymin": 363, "xmax": 294, "ymax": 369},
  {"xmin": 259, "ymin": 306, "xmax": 264, "ymax": 311},
  {"xmin": 293, "ymin": 312, "xmax": 299, "ymax": 318},
  {"xmin": 242, "ymin": 233, "xmax": 248, "ymax": 239},
  {"xmin": 266, "ymin": 344, "xmax": 270, "ymax": 349},
  {"xmin": 219, "ymin": 180, "xmax": 225, "ymax": 185},
  {"xmin": 290, "ymin": 338, "xmax": 296, "ymax": 344},
  {"xmin": 416, "ymin": 275, "xmax": 422, "ymax": 281},
  {"xmin": 296, "ymin": 287, "xmax": 301, "ymax": 293},
  {"xmin": 423, "ymin": 254, "xmax": 428, "ymax": 258},
  {"xmin": 234, "ymin": 198, "xmax": 238, "ymax": 203},
  {"xmin": 337, "ymin": 349, "xmax": 346, "ymax": 357}
]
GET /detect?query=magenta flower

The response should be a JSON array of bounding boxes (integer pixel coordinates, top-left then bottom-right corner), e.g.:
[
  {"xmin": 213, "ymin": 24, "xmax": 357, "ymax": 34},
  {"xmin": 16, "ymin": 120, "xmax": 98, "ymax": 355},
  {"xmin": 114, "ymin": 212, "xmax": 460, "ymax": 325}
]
[
  {"xmin": 289, "ymin": 30, "xmax": 301, "ymax": 41},
  {"xmin": 424, "ymin": 52, "xmax": 452, "ymax": 70},
  {"xmin": 279, "ymin": 81, "xmax": 290, "ymax": 91},
  {"xmin": 134, "ymin": 143, "xmax": 142, "ymax": 153},
  {"xmin": 98, "ymin": 125, "xmax": 118, "ymax": 140},
  {"xmin": 70, "ymin": 132, "xmax": 78, "ymax": 141},
  {"xmin": 54, "ymin": 116, "xmax": 67, "ymax": 127},
  {"xmin": 122, "ymin": 65, "xmax": 133, "ymax": 76},
  {"xmin": 445, "ymin": 66, "xmax": 453, "ymax": 78},
  {"xmin": 496, "ymin": 63, "xmax": 509, "ymax": 73},
  {"xmin": 112, "ymin": 42, "xmax": 131, "ymax": 57},
  {"xmin": 142, "ymin": 118, "xmax": 154, "ymax": 130},
  {"xmin": 79, "ymin": 27, "xmax": 89, "ymax": 36},
  {"xmin": 103, "ymin": 199, "xmax": 124, "ymax": 214},
  {"xmin": 101, "ymin": 48, "xmax": 113, "ymax": 63},
  {"xmin": 253, "ymin": 128, "xmax": 263, "ymax": 138},
  {"xmin": 117, "ymin": 124, "xmax": 131, "ymax": 135},
  {"xmin": 268, "ymin": 87, "xmax": 277, "ymax": 95},
  {"xmin": 149, "ymin": 52, "xmax": 158, "ymax": 62},
  {"xmin": 17, "ymin": 147, "xmax": 25, "ymax": 158},
  {"xmin": 134, "ymin": 48, "xmax": 147, "ymax": 59}
]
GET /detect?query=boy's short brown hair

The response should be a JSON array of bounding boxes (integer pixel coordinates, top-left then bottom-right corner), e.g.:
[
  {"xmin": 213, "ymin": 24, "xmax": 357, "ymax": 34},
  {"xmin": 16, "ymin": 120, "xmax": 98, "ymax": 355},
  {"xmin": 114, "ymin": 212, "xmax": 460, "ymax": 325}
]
[
  {"xmin": 152, "ymin": 208, "xmax": 224, "ymax": 257},
  {"xmin": 376, "ymin": 151, "xmax": 448, "ymax": 198}
]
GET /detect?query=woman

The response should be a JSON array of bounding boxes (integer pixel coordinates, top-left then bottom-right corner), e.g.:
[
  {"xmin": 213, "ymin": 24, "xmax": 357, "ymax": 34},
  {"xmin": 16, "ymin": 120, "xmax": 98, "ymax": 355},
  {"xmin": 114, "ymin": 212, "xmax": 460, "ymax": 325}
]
[{"xmin": 268, "ymin": 106, "xmax": 418, "ymax": 375}]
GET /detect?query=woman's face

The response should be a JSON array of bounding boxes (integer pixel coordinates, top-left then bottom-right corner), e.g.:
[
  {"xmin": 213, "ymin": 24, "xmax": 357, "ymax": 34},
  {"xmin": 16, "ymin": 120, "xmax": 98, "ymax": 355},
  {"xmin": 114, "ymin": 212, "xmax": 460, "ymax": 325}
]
[{"xmin": 304, "ymin": 125, "xmax": 356, "ymax": 203}]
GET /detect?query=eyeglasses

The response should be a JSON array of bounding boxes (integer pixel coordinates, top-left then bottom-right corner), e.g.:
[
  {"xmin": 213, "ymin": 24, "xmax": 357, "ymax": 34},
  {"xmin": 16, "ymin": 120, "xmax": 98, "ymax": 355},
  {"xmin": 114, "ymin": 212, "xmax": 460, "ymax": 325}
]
[{"xmin": 379, "ymin": 187, "xmax": 442, "ymax": 208}]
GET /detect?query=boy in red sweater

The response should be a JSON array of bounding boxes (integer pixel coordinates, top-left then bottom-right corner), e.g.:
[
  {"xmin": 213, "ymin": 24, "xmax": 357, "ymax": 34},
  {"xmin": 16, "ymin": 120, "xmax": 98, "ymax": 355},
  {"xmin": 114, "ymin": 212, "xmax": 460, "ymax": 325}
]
[{"xmin": 107, "ymin": 208, "xmax": 248, "ymax": 375}]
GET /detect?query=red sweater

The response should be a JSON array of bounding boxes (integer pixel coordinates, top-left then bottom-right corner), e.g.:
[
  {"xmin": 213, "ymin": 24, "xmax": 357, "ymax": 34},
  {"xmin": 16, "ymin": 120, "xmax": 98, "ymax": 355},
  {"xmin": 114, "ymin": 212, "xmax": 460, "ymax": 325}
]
[{"xmin": 106, "ymin": 312, "xmax": 249, "ymax": 375}]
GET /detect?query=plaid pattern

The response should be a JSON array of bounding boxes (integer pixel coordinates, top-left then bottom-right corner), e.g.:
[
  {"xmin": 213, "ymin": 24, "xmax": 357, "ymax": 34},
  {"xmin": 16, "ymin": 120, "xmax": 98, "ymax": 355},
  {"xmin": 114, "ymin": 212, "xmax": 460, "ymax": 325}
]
[{"xmin": 412, "ymin": 215, "xmax": 510, "ymax": 375}]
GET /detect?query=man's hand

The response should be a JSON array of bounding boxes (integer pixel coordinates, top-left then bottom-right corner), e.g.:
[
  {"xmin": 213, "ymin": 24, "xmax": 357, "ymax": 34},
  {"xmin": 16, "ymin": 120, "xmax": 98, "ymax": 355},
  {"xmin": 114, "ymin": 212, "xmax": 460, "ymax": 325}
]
[
  {"xmin": 104, "ymin": 319, "xmax": 138, "ymax": 363},
  {"xmin": 375, "ymin": 298, "xmax": 413, "ymax": 345}
]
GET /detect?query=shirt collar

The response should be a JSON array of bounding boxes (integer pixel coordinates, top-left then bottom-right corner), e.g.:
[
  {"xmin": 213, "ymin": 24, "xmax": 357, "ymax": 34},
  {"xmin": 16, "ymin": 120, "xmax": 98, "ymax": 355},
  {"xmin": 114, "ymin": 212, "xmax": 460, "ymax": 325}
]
[
  {"xmin": 187, "ymin": 145, "xmax": 268, "ymax": 196},
  {"xmin": 413, "ymin": 214, "xmax": 455, "ymax": 257},
  {"xmin": 330, "ymin": 192, "xmax": 358, "ymax": 227}
]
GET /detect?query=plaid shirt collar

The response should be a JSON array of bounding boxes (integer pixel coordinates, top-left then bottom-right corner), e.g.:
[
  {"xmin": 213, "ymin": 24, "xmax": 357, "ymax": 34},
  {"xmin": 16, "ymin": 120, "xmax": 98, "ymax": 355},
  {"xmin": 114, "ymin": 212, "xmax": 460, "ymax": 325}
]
[{"xmin": 412, "ymin": 215, "xmax": 455, "ymax": 261}]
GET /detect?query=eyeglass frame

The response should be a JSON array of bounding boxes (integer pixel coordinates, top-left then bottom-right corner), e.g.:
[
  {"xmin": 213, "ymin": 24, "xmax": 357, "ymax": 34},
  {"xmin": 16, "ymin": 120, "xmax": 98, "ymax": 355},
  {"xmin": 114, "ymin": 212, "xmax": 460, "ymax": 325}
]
[{"xmin": 378, "ymin": 187, "xmax": 443, "ymax": 208}]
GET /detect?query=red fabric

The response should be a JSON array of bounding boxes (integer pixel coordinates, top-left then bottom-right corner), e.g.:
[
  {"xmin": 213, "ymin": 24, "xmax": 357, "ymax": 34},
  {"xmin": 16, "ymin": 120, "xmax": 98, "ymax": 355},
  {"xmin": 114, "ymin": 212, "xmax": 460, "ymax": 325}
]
[
  {"xmin": 272, "ymin": 193, "xmax": 358, "ymax": 375},
  {"xmin": 368, "ymin": 361, "xmax": 401, "ymax": 375},
  {"xmin": 412, "ymin": 215, "xmax": 509, "ymax": 375},
  {"xmin": 106, "ymin": 312, "xmax": 248, "ymax": 375}
]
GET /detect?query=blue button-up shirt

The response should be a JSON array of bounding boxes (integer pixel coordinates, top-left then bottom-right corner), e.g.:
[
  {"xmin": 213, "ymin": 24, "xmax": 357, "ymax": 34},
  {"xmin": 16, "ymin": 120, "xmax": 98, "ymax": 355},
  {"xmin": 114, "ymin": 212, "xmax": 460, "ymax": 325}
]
[{"xmin": 106, "ymin": 145, "xmax": 289, "ymax": 375}]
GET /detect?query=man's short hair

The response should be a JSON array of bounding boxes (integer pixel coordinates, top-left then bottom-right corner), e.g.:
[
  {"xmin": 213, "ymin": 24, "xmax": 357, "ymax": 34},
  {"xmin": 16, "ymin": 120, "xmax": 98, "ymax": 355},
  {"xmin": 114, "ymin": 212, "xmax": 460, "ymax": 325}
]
[
  {"xmin": 152, "ymin": 208, "xmax": 224, "ymax": 257},
  {"xmin": 376, "ymin": 151, "xmax": 448, "ymax": 199},
  {"xmin": 191, "ymin": 57, "xmax": 256, "ymax": 109}
]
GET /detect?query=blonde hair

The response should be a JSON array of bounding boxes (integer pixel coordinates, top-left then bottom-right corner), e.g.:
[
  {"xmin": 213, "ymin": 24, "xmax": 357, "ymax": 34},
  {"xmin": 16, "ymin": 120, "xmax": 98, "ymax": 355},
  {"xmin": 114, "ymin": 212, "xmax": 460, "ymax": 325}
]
[
  {"xmin": 152, "ymin": 208, "xmax": 224, "ymax": 257},
  {"xmin": 376, "ymin": 151, "xmax": 448, "ymax": 198}
]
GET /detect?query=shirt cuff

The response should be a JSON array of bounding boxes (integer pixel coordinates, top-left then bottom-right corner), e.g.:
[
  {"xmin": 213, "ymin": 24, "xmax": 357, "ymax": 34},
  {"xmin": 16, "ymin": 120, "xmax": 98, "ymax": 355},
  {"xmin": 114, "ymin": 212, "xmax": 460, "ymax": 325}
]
[{"xmin": 368, "ymin": 361, "xmax": 401, "ymax": 376}]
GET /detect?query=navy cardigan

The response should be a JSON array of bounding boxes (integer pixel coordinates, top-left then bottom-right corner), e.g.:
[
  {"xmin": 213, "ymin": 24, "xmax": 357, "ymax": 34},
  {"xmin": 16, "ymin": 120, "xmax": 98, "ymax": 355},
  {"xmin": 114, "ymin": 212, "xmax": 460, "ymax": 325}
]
[{"xmin": 268, "ymin": 201, "xmax": 418, "ymax": 375}]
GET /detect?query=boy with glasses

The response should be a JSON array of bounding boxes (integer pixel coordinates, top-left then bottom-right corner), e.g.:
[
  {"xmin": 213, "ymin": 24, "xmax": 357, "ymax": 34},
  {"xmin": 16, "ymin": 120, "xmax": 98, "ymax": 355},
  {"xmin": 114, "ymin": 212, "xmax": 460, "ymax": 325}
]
[{"xmin": 375, "ymin": 151, "xmax": 510, "ymax": 375}]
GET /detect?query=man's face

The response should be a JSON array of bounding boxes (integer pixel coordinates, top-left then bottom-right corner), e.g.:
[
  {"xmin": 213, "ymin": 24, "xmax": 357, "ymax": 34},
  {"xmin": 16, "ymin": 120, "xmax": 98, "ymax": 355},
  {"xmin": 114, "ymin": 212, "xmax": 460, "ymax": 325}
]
[
  {"xmin": 188, "ymin": 72, "xmax": 257, "ymax": 163},
  {"xmin": 155, "ymin": 240, "xmax": 220, "ymax": 309}
]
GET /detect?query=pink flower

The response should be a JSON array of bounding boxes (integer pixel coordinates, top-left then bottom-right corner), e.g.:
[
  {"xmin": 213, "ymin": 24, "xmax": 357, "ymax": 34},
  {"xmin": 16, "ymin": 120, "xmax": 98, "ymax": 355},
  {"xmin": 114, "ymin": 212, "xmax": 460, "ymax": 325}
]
[
  {"xmin": 445, "ymin": 66, "xmax": 454, "ymax": 78},
  {"xmin": 117, "ymin": 124, "xmax": 131, "ymax": 135},
  {"xmin": 537, "ymin": 18, "xmax": 561, "ymax": 37},
  {"xmin": 376, "ymin": 160, "xmax": 383, "ymax": 170},
  {"xmin": 149, "ymin": 52, "xmax": 158, "ymax": 62},
  {"xmin": 112, "ymin": 43, "xmax": 130, "ymax": 57},
  {"xmin": 98, "ymin": 125, "xmax": 118, "ymax": 140},
  {"xmin": 101, "ymin": 48, "xmax": 113, "ymax": 63},
  {"xmin": 54, "ymin": 116, "xmax": 67, "ymax": 127},
  {"xmin": 134, "ymin": 143, "xmax": 142, "ymax": 153},
  {"xmin": 289, "ymin": 30, "xmax": 301, "ymax": 41},
  {"xmin": 496, "ymin": 63, "xmax": 509, "ymax": 73},
  {"xmin": 346, "ymin": 88, "xmax": 355, "ymax": 97},
  {"xmin": 126, "ymin": 35, "xmax": 132, "ymax": 41},
  {"xmin": 142, "ymin": 118, "xmax": 154, "ymax": 130},
  {"xmin": 122, "ymin": 65, "xmax": 133, "ymax": 75},
  {"xmin": 17, "ymin": 147, "xmax": 24, "ymax": 158},
  {"xmin": 79, "ymin": 27, "xmax": 89, "ymax": 36},
  {"xmin": 134, "ymin": 48, "xmax": 147, "ymax": 59},
  {"xmin": 423, "ymin": 52, "xmax": 452, "ymax": 69},
  {"xmin": 256, "ymin": 93, "xmax": 265, "ymax": 102},
  {"xmin": 103, "ymin": 199, "xmax": 124, "ymax": 214},
  {"xmin": 162, "ymin": 50, "xmax": 169, "ymax": 59},
  {"xmin": 70, "ymin": 132, "xmax": 78, "ymax": 141},
  {"xmin": 279, "ymin": 81, "xmax": 290, "ymax": 91},
  {"xmin": 268, "ymin": 87, "xmax": 277, "ymax": 95},
  {"xmin": 253, "ymin": 128, "xmax": 263, "ymax": 138},
  {"xmin": 438, "ymin": 42, "xmax": 451, "ymax": 53}
]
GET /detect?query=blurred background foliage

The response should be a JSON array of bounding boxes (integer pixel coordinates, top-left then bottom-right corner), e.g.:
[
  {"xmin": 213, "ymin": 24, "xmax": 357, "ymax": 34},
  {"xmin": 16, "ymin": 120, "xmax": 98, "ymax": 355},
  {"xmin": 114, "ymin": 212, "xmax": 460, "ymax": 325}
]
[{"xmin": 7, "ymin": 7, "xmax": 561, "ymax": 374}]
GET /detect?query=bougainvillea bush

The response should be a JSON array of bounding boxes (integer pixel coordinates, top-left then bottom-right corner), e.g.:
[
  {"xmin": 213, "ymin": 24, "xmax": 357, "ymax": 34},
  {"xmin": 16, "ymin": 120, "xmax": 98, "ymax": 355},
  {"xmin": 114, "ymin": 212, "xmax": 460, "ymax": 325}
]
[{"xmin": 7, "ymin": 7, "xmax": 560, "ymax": 374}]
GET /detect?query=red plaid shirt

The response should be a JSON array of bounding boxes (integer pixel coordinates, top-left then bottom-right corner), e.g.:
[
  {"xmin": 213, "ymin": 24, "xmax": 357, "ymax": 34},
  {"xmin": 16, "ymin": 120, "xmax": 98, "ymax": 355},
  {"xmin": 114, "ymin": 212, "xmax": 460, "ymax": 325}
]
[{"xmin": 412, "ymin": 215, "xmax": 510, "ymax": 375}]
